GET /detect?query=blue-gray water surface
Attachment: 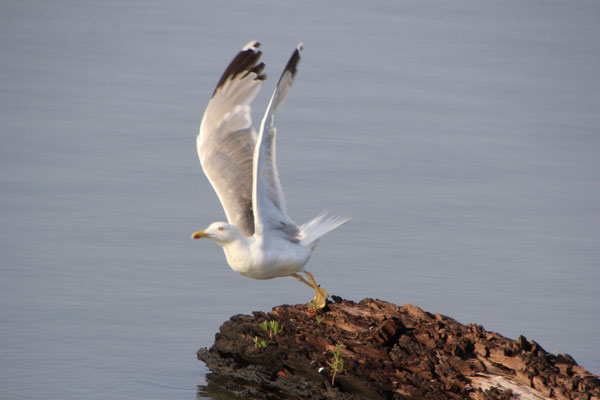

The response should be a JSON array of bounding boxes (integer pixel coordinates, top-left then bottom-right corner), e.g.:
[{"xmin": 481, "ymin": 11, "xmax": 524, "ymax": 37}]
[{"xmin": 1, "ymin": 1, "xmax": 599, "ymax": 398}]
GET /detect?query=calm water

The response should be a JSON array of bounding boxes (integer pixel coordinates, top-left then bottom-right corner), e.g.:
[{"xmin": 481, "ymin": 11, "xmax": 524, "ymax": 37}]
[{"xmin": 1, "ymin": 1, "xmax": 599, "ymax": 398}]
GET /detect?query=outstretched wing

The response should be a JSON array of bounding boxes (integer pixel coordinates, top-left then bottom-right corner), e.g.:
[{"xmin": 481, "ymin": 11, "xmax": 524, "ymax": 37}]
[
  {"xmin": 197, "ymin": 41, "xmax": 265, "ymax": 237},
  {"xmin": 252, "ymin": 43, "xmax": 303, "ymax": 239}
]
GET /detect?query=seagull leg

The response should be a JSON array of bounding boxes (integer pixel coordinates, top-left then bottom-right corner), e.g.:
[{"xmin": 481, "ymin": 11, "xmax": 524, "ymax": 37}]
[
  {"xmin": 292, "ymin": 272, "xmax": 328, "ymax": 309},
  {"xmin": 292, "ymin": 273, "xmax": 314, "ymax": 289},
  {"xmin": 303, "ymin": 271, "xmax": 329, "ymax": 309}
]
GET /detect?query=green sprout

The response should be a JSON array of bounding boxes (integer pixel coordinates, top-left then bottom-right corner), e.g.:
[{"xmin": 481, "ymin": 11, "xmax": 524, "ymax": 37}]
[
  {"xmin": 260, "ymin": 320, "xmax": 282, "ymax": 339},
  {"xmin": 327, "ymin": 343, "xmax": 344, "ymax": 386},
  {"xmin": 253, "ymin": 336, "xmax": 268, "ymax": 349},
  {"xmin": 308, "ymin": 300, "xmax": 326, "ymax": 323},
  {"xmin": 308, "ymin": 299, "xmax": 319, "ymax": 313},
  {"xmin": 268, "ymin": 320, "xmax": 281, "ymax": 338}
]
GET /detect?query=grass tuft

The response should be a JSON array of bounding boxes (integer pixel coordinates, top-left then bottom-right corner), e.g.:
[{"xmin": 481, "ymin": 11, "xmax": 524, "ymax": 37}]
[{"xmin": 327, "ymin": 342, "xmax": 344, "ymax": 386}]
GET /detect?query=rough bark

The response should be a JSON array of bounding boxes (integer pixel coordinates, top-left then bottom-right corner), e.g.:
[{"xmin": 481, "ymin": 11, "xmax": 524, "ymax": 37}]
[{"xmin": 197, "ymin": 297, "xmax": 599, "ymax": 399}]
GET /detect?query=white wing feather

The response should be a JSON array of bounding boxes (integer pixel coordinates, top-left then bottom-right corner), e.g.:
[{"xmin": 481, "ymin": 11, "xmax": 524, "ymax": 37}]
[
  {"xmin": 252, "ymin": 43, "xmax": 304, "ymax": 239},
  {"xmin": 197, "ymin": 41, "xmax": 265, "ymax": 236}
]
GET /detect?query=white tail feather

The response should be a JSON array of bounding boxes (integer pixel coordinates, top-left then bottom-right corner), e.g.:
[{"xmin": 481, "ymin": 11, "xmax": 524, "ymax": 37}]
[{"xmin": 299, "ymin": 212, "xmax": 350, "ymax": 250}]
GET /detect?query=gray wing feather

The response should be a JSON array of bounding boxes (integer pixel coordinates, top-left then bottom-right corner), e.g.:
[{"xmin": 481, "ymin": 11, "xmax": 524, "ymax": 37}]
[
  {"xmin": 253, "ymin": 43, "xmax": 304, "ymax": 239},
  {"xmin": 197, "ymin": 41, "xmax": 265, "ymax": 237}
]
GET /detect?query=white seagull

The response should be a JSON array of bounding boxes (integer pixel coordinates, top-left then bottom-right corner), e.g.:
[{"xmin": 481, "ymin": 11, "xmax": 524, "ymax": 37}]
[{"xmin": 192, "ymin": 41, "xmax": 349, "ymax": 308}]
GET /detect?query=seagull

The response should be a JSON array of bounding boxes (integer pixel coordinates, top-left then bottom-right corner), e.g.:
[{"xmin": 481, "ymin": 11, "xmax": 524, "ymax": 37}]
[{"xmin": 192, "ymin": 41, "xmax": 349, "ymax": 308}]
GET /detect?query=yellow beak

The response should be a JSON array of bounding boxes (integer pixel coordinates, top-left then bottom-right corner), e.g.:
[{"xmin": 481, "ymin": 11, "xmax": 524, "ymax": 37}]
[{"xmin": 192, "ymin": 230, "xmax": 212, "ymax": 239}]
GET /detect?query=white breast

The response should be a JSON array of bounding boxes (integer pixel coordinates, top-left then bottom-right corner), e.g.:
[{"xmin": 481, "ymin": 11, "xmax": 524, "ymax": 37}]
[{"xmin": 224, "ymin": 237, "xmax": 311, "ymax": 280}]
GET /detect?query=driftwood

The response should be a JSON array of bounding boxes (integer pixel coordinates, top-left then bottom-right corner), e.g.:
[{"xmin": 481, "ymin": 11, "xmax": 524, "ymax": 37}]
[{"xmin": 197, "ymin": 297, "xmax": 599, "ymax": 399}]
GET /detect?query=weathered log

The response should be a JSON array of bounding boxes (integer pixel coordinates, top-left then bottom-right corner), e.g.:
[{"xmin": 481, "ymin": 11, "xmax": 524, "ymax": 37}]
[{"xmin": 197, "ymin": 297, "xmax": 599, "ymax": 399}]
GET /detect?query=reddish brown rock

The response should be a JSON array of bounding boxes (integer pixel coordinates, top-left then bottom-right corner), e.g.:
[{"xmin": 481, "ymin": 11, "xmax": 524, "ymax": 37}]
[{"xmin": 197, "ymin": 297, "xmax": 599, "ymax": 399}]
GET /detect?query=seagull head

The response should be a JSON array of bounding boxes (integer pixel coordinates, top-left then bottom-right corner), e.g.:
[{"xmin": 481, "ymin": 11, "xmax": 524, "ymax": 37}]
[{"xmin": 192, "ymin": 222, "xmax": 242, "ymax": 245}]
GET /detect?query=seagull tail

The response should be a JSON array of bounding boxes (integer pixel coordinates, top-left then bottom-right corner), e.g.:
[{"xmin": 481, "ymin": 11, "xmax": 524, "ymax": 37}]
[{"xmin": 298, "ymin": 211, "xmax": 350, "ymax": 250}]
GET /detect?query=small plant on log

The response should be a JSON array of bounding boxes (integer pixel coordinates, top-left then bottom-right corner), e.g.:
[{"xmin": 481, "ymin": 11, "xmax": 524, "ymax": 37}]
[
  {"xmin": 269, "ymin": 320, "xmax": 281, "ymax": 338},
  {"xmin": 253, "ymin": 336, "xmax": 268, "ymax": 350},
  {"xmin": 260, "ymin": 320, "xmax": 281, "ymax": 339},
  {"xmin": 307, "ymin": 299, "xmax": 319, "ymax": 314},
  {"xmin": 328, "ymin": 342, "xmax": 344, "ymax": 386}
]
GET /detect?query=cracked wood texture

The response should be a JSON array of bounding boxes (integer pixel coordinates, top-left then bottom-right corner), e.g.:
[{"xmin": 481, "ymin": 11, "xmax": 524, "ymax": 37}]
[{"xmin": 197, "ymin": 297, "xmax": 599, "ymax": 399}]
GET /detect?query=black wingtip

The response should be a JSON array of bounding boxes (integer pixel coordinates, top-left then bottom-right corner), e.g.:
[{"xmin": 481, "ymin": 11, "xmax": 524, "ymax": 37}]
[
  {"xmin": 280, "ymin": 44, "xmax": 302, "ymax": 82},
  {"xmin": 242, "ymin": 61, "xmax": 266, "ymax": 80},
  {"xmin": 212, "ymin": 41, "xmax": 266, "ymax": 97}
]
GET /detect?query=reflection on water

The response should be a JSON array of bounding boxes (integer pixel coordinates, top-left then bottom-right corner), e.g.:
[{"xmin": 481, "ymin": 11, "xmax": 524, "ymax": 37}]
[
  {"xmin": 1, "ymin": 0, "xmax": 599, "ymax": 399},
  {"xmin": 197, "ymin": 374, "xmax": 249, "ymax": 400}
]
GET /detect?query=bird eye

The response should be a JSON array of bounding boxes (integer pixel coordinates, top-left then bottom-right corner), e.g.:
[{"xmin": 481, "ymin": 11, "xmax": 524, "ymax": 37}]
[{"xmin": 218, "ymin": 227, "xmax": 224, "ymax": 231}]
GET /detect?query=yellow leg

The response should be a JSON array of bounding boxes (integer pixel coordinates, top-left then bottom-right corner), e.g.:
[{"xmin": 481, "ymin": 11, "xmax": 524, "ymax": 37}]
[
  {"xmin": 291, "ymin": 272, "xmax": 328, "ymax": 309},
  {"xmin": 292, "ymin": 273, "xmax": 314, "ymax": 289},
  {"xmin": 304, "ymin": 271, "xmax": 328, "ymax": 309}
]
